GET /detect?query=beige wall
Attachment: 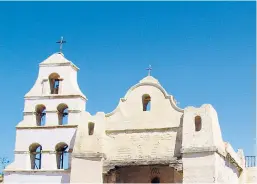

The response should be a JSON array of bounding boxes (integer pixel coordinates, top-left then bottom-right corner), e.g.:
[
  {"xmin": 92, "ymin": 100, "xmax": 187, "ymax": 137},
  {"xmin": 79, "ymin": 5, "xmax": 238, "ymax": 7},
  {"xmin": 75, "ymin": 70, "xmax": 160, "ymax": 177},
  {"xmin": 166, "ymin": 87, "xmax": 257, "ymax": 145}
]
[
  {"xmin": 70, "ymin": 157, "xmax": 103, "ymax": 183},
  {"xmin": 215, "ymin": 153, "xmax": 240, "ymax": 184},
  {"xmin": 246, "ymin": 167, "xmax": 257, "ymax": 184}
]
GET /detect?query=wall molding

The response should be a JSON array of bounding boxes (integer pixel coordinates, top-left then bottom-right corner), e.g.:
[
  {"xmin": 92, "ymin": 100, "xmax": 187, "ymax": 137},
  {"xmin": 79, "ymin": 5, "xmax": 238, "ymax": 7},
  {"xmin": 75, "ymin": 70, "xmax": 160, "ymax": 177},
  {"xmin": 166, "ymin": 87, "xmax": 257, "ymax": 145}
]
[
  {"xmin": 103, "ymin": 158, "xmax": 182, "ymax": 173},
  {"xmin": 4, "ymin": 169, "xmax": 70, "ymax": 173},
  {"xmin": 181, "ymin": 146, "xmax": 243, "ymax": 172},
  {"xmin": 72, "ymin": 152, "xmax": 106, "ymax": 159},
  {"xmin": 14, "ymin": 149, "xmax": 73, "ymax": 154},
  {"xmin": 181, "ymin": 146, "xmax": 217, "ymax": 154},
  {"xmin": 23, "ymin": 110, "xmax": 81, "ymax": 116},
  {"xmin": 16, "ymin": 125, "xmax": 78, "ymax": 129},
  {"xmin": 105, "ymin": 127, "xmax": 178, "ymax": 134},
  {"xmin": 24, "ymin": 94, "xmax": 86, "ymax": 101}
]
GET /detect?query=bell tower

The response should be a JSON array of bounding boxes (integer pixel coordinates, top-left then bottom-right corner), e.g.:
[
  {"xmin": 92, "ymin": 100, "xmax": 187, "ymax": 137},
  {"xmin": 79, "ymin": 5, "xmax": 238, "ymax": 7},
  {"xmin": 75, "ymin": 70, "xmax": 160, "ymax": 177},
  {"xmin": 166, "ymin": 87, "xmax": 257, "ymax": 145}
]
[
  {"xmin": 5, "ymin": 39, "xmax": 86, "ymax": 183},
  {"xmin": 19, "ymin": 47, "xmax": 86, "ymax": 127}
]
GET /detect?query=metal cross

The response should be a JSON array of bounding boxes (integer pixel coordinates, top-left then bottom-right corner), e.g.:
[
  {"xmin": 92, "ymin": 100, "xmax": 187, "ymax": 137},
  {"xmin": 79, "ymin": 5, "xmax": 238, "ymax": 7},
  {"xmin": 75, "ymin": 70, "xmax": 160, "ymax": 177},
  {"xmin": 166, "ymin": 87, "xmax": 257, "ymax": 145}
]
[
  {"xmin": 56, "ymin": 36, "xmax": 66, "ymax": 53},
  {"xmin": 146, "ymin": 65, "xmax": 152, "ymax": 76}
]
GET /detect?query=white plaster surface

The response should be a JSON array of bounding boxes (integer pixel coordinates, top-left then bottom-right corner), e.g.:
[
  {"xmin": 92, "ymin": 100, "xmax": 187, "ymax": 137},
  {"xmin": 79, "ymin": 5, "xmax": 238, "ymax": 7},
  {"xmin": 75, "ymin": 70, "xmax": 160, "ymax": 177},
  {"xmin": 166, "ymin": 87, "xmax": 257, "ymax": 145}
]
[
  {"xmin": 4, "ymin": 171, "xmax": 70, "ymax": 183},
  {"xmin": 246, "ymin": 167, "xmax": 257, "ymax": 184},
  {"xmin": 70, "ymin": 158, "xmax": 103, "ymax": 183},
  {"xmin": 215, "ymin": 153, "xmax": 240, "ymax": 184},
  {"xmin": 25, "ymin": 53, "xmax": 85, "ymax": 99},
  {"xmin": 182, "ymin": 152, "xmax": 216, "ymax": 183},
  {"xmin": 6, "ymin": 128, "xmax": 77, "ymax": 170}
]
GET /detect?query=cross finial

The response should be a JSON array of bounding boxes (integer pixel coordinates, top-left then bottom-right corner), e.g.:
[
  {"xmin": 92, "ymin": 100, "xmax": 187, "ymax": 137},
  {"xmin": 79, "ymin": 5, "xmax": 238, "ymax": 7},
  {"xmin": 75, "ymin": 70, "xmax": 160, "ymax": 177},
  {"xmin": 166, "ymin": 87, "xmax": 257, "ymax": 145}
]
[
  {"xmin": 56, "ymin": 36, "xmax": 66, "ymax": 53},
  {"xmin": 146, "ymin": 65, "xmax": 152, "ymax": 76}
]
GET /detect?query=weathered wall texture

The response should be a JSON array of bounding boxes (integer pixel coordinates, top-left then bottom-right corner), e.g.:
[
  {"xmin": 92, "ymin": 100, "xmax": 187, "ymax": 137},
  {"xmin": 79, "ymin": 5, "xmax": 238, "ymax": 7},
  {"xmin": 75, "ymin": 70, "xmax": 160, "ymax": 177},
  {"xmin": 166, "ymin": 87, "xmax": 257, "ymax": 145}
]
[
  {"xmin": 104, "ymin": 165, "xmax": 182, "ymax": 183},
  {"xmin": 102, "ymin": 76, "xmax": 183, "ymax": 165},
  {"xmin": 105, "ymin": 131, "xmax": 178, "ymax": 163}
]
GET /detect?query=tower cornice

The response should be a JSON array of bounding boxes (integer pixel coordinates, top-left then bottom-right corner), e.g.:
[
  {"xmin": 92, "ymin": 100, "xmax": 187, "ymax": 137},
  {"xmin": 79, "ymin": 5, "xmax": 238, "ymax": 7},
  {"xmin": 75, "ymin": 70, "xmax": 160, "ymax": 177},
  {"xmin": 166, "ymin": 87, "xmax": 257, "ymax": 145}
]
[{"xmin": 24, "ymin": 94, "xmax": 87, "ymax": 101}]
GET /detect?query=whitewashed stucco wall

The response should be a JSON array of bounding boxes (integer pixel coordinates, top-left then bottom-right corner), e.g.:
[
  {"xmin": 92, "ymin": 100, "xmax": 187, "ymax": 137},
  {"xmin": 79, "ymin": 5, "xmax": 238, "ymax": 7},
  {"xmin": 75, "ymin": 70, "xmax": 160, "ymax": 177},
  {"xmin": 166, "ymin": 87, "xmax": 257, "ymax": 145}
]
[
  {"xmin": 215, "ymin": 153, "xmax": 240, "ymax": 184},
  {"xmin": 103, "ymin": 77, "xmax": 183, "ymax": 163},
  {"xmin": 25, "ymin": 53, "xmax": 85, "ymax": 99},
  {"xmin": 246, "ymin": 167, "xmax": 257, "ymax": 184},
  {"xmin": 182, "ymin": 152, "xmax": 216, "ymax": 183},
  {"xmin": 70, "ymin": 158, "xmax": 103, "ymax": 183},
  {"xmin": 4, "ymin": 172, "xmax": 70, "ymax": 183},
  {"xmin": 6, "ymin": 128, "xmax": 77, "ymax": 170}
]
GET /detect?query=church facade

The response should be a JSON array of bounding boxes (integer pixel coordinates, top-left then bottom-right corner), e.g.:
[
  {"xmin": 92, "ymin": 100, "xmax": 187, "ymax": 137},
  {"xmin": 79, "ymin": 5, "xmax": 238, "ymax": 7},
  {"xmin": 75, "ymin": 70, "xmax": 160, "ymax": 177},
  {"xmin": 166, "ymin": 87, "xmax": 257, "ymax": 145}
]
[{"xmin": 3, "ymin": 52, "xmax": 256, "ymax": 183}]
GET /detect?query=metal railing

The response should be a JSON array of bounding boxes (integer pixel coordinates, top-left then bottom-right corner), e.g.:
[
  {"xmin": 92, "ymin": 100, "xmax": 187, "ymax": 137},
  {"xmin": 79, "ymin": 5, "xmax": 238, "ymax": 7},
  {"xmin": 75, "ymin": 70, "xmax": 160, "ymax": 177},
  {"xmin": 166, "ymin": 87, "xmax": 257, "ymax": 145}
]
[{"xmin": 245, "ymin": 156, "xmax": 256, "ymax": 167}]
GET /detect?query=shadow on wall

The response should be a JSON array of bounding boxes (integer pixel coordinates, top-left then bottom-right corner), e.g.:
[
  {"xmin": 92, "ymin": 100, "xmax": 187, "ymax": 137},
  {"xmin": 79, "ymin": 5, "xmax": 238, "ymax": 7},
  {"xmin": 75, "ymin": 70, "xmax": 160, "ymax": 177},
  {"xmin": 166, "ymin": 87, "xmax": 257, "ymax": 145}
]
[
  {"xmin": 61, "ymin": 174, "xmax": 70, "ymax": 183},
  {"xmin": 225, "ymin": 157, "xmax": 240, "ymax": 176},
  {"xmin": 174, "ymin": 115, "xmax": 183, "ymax": 158},
  {"xmin": 70, "ymin": 130, "xmax": 77, "ymax": 148}
]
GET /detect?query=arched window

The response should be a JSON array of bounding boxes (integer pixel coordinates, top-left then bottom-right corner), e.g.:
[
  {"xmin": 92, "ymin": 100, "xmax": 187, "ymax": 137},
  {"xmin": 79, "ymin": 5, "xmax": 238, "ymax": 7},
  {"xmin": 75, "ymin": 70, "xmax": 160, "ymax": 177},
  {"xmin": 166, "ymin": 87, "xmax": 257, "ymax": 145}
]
[
  {"xmin": 55, "ymin": 142, "xmax": 69, "ymax": 169},
  {"xmin": 142, "ymin": 94, "xmax": 151, "ymax": 111},
  {"xmin": 88, "ymin": 122, "xmax": 95, "ymax": 135},
  {"xmin": 35, "ymin": 104, "xmax": 46, "ymax": 126},
  {"xmin": 151, "ymin": 177, "xmax": 160, "ymax": 183},
  {"xmin": 57, "ymin": 104, "xmax": 68, "ymax": 125},
  {"xmin": 195, "ymin": 115, "xmax": 202, "ymax": 132},
  {"xmin": 29, "ymin": 143, "xmax": 42, "ymax": 169},
  {"xmin": 49, "ymin": 73, "xmax": 60, "ymax": 94}
]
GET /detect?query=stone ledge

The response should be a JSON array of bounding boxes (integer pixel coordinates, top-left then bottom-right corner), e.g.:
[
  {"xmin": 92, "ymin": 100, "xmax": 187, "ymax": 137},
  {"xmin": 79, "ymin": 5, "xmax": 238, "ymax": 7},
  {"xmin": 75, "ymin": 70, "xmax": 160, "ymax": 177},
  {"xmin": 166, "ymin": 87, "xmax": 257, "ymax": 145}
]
[
  {"xmin": 182, "ymin": 146, "xmax": 244, "ymax": 172},
  {"xmin": 24, "ymin": 94, "xmax": 86, "ymax": 101},
  {"xmin": 4, "ymin": 169, "xmax": 70, "ymax": 173},
  {"xmin": 103, "ymin": 158, "xmax": 182, "ymax": 173},
  {"xmin": 23, "ymin": 110, "xmax": 81, "ymax": 115},
  {"xmin": 104, "ymin": 157, "xmax": 180, "ymax": 167},
  {"xmin": 14, "ymin": 149, "xmax": 73, "ymax": 154},
  {"xmin": 106, "ymin": 127, "xmax": 178, "ymax": 134},
  {"xmin": 16, "ymin": 125, "xmax": 78, "ymax": 129},
  {"xmin": 181, "ymin": 146, "xmax": 217, "ymax": 153},
  {"xmin": 39, "ymin": 62, "xmax": 79, "ymax": 71},
  {"xmin": 72, "ymin": 152, "xmax": 106, "ymax": 159}
]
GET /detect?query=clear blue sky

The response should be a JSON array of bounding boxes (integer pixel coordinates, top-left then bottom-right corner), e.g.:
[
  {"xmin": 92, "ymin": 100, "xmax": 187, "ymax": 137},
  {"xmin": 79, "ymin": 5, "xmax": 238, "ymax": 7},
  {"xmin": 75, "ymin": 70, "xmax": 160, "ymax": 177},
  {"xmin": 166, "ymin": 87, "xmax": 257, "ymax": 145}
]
[{"xmin": 0, "ymin": 2, "xmax": 255, "ymax": 165}]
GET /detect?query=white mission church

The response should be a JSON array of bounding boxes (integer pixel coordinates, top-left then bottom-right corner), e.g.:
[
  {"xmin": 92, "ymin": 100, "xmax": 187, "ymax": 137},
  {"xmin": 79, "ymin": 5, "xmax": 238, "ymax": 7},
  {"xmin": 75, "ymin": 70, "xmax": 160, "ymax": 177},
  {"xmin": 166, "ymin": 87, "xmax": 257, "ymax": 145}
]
[{"xmin": 3, "ymin": 39, "xmax": 257, "ymax": 183}]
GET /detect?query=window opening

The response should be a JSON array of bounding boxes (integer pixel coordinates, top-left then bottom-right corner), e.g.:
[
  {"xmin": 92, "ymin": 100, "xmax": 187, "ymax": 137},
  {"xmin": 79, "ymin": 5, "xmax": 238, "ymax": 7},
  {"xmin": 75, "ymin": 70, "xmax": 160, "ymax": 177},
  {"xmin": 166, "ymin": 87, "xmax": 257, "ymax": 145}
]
[
  {"xmin": 49, "ymin": 73, "xmax": 60, "ymax": 94},
  {"xmin": 56, "ymin": 142, "xmax": 69, "ymax": 169},
  {"xmin": 29, "ymin": 143, "xmax": 42, "ymax": 169},
  {"xmin": 35, "ymin": 105, "xmax": 46, "ymax": 126},
  {"xmin": 88, "ymin": 122, "xmax": 95, "ymax": 135},
  {"xmin": 195, "ymin": 116, "xmax": 202, "ymax": 132},
  {"xmin": 57, "ymin": 104, "xmax": 69, "ymax": 125},
  {"xmin": 142, "ymin": 94, "xmax": 151, "ymax": 111}
]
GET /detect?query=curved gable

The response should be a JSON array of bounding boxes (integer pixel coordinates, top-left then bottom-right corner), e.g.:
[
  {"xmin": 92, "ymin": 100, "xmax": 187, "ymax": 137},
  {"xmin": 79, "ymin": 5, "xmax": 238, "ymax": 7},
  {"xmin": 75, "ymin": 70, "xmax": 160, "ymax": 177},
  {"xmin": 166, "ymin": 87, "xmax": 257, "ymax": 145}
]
[{"xmin": 105, "ymin": 76, "xmax": 184, "ymax": 130}]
